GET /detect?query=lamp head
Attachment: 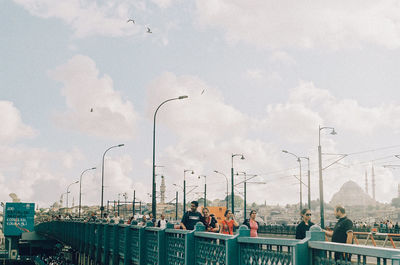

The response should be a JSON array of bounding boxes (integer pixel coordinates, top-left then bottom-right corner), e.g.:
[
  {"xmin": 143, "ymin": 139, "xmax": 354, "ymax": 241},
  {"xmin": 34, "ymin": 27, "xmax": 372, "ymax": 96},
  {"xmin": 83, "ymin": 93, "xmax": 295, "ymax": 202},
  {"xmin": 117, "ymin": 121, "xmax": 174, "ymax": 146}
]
[
  {"xmin": 191, "ymin": 170, "xmax": 194, "ymax": 174},
  {"xmin": 330, "ymin": 129, "xmax": 337, "ymax": 135},
  {"xmin": 118, "ymin": 144, "xmax": 125, "ymax": 147},
  {"xmin": 213, "ymin": 170, "xmax": 218, "ymax": 173},
  {"xmin": 240, "ymin": 155, "xmax": 245, "ymax": 160},
  {"xmin": 282, "ymin": 150, "xmax": 288, "ymax": 153},
  {"xmin": 91, "ymin": 167, "xmax": 96, "ymax": 170},
  {"xmin": 75, "ymin": 180, "xmax": 79, "ymax": 184},
  {"xmin": 178, "ymin": 95, "xmax": 188, "ymax": 99}
]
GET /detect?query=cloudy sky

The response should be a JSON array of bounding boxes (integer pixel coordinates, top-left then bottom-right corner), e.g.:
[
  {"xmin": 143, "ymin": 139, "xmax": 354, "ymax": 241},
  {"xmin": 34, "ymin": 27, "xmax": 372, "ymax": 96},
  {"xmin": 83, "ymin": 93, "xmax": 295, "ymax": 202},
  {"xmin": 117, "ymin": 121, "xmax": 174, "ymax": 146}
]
[{"xmin": 2, "ymin": 0, "xmax": 400, "ymax": 210}]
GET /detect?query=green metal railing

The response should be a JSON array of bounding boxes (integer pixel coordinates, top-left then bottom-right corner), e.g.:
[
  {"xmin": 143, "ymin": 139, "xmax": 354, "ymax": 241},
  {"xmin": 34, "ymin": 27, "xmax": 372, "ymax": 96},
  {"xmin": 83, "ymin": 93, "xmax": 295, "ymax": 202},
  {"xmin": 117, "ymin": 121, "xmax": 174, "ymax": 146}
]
[{"xmin": 35, "ymin": 220, "xmax": 400, "ymax": 265}]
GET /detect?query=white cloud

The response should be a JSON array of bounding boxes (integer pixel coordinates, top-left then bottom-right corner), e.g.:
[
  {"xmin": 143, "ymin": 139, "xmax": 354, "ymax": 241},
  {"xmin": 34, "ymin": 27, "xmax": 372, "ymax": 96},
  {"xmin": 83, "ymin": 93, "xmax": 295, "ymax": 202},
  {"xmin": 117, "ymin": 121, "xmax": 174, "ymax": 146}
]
[
  {"xmin": 144, "ymin": 72, "xmax": 291, "ymax": 203},
  {"xmin": 13, "ymin": 0, "xmax": 145, "ymax": 38},
  {"xmin": 146, "ymin": 72, "xmax": 250, "ymax": 141},
  {"xmin": 49, "ymin": 55, "xmax": 139, "ymax": 140},
  {"xmin": 0, "ymin": 145, "xmax": 85, "ymax": 207},
  {"xmin": 195, "ymin": 0, "xmax": 400, "ymax": 49},
  {"xmin": 150, "ymin": 0, "xmax": 179, "ymax": 9},
  {"xmin": 264, "ymin": 81, "xmax": 400, "ymax": 141},
  {"xmin": 270, "ymin": 51, "xmax": 296, "ymax": 66},
  {"xmin": 0, "ymin": 101, "xmax": 36, "ymax": 143},
  {"xmin": 245, "ymin": 69, "xmax": 264, "ymax": 80}
]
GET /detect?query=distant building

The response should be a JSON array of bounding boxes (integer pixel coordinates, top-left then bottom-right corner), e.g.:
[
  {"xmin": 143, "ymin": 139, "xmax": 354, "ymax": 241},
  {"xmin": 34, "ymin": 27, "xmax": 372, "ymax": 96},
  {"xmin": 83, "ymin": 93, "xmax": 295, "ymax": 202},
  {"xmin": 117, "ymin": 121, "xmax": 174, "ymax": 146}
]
[{"xmin": 330, "ymin": 180, "xmax": 376, "ymax": 207}]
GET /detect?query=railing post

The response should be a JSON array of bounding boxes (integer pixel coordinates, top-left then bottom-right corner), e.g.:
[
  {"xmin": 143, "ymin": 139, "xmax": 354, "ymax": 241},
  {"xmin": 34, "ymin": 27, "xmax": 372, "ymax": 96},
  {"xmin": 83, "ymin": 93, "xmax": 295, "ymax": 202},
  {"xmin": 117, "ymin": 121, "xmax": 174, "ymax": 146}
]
[
  {"xmin": 84, "ymin": 222, "xmax": 90, "ymax": 257},
  {"xmin": 112, "ymin": 221, "xmax": 120, "ymax": 265},
  {"xmin": 392, "ymin": 255, "xmax": 400, "ymax": 265},
  {"xmin": 124, "ymin": 223, "xmax": 131, "ymax": 265},
  {"xmin": 103, "ymin": 221, "xmax": 112, "ymax": 265},
  {"xmin": 89, "ymin": 222, "xmax": 96, "ymax": 261},
  {"xmin": 158, "ymin": 227, "xmax": 166, "ymax": 265},
  {"xmin": 95, "ymin": 221, "xmax": 103, "ymax": 264},
  {"xmin": 184, "ymin": 225, "xmax": 195, "ymax": 265},
  {"xmin": 233, "ymin": 225, "xmax": 250, "ymax": 265},
  {"xmin": 306, "ymin": 225, "xmax": 325, "ymax": 264}
]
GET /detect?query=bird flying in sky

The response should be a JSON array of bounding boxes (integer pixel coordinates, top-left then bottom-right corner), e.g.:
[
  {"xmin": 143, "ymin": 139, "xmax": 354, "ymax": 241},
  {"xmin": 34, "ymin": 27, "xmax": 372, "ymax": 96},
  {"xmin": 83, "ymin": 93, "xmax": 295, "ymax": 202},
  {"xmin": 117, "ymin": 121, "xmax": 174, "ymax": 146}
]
[
  {"xmin": 127, "ymin": 19, "xmax": 135, "ymax": 24},
  {"xmin": 146, "ymin": 26, "xmax": 152, "ymax": 33},
  {"xmin": 201, "ymin": 89, "xmax": 205, "ymax": 95}
]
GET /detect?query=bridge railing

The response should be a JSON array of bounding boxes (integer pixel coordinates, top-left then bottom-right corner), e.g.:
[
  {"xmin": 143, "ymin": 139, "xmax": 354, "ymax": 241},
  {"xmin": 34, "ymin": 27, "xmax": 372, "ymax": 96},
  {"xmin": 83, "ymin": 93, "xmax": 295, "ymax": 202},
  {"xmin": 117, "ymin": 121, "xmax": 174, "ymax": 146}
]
[
  {"xmin": 165, "ymin": 223, "xmax": 194, "ymax": 265},
  {"xmin": 35, "ymin": 220, "xmax": 400, "ymax": 265},
  {"xmin": 307, "ymin": 226, "xmax": 400, "ymax": 264}
]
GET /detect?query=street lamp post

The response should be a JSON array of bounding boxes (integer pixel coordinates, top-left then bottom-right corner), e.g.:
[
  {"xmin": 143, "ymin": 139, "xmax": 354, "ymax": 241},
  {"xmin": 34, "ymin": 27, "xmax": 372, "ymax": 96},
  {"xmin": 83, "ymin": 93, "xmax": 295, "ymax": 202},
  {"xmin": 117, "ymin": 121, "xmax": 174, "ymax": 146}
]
[
  {"xmin": 235, "ymin": 172, "xmax": 260, "ymax": 222},
  {"xmin": 236, "ymin": 171, "xmax": 248, "ymax": 221},
  {"xmin": 318, "ymin": 125, "xmax": 337, "ymax": 228},
  {"xmin": 282, "ymin": 150, "xmax": 303, "ymax": 210},
  {"xmin": 67, "ymin": 180, "xmax": 79, "ymax": 214},
  {"xmin": 175, "ymin": 191, "xmax": 178, "ymax": 221},
  {"xmin": 214, "ymin": 170, "xmax": 229, "ymax": 209},
  {"xmin": 79, "ymin": 167, "xmax": 96, "ymax": 218},
  {"xmin": 231, "ymin": 154, "xmax": 245, "ymax": 214},
  {"xmin": 101, "ymin": 144, "xmax": 124, "ymax": 217},
  {"xmin": 183, "ymin": 169, "xmax": 194, "ymax": 215},
  {"xmin": 299, "ymin": 157, "xmax": 311, "ymax": 209},
  {"xmin": 198, "ymin": 175, "xmax": 207, "ymax": 207},
  {"xmin": 152, "ymin": 96, "xmax": 188, "ymax": 218}
]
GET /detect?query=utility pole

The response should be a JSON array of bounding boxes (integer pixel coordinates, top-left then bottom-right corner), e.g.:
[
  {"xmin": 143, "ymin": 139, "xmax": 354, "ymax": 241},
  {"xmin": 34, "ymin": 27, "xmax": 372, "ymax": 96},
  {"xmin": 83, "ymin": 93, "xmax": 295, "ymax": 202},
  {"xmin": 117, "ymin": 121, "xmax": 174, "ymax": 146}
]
[
  {"xmin": 132, "ymin": 190, "xmax": 136, "ymax": 217},
  {"xmin": 231, "ymin": 154, "xmax": 245, "ymax": 214},
  {"xmin": 318, "ymin": 125, "xmax": 337, "ymax": 228},
  {"xmin": 175, "ymin": 191, "xmax": 178, "ymax": 221}
]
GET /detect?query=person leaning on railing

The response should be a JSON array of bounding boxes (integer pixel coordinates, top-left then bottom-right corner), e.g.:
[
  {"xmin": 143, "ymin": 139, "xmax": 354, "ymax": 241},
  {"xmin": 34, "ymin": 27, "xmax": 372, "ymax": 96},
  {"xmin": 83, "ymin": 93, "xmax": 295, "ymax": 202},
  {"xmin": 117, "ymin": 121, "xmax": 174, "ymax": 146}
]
[
  {"xmin": 201, "ymin": 207, "xmax": 219, "ymax": 232},
  {"xmin": 220, "ymin": 210, "xmax": 239, "ymax": 235},
  {"xmin": 180, "ymin": 201, "xmax": 202, "ymax": 230},
  {"xmin": 243, "ymin": 210, "xmax": 259, "ymax": 237},
  {"xmin": 323, "ymin": 205, "xmax": 353, "ymax": 261},
  {"xmin": 295, "ymin": 208, "xmax": 314, "ymax": 240}
]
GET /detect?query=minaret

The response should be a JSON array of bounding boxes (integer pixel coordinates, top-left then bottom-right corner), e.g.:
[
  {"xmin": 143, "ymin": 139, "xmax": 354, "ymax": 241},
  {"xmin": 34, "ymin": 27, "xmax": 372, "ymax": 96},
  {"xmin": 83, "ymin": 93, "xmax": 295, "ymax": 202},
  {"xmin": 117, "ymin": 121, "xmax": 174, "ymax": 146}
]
[
  {"xmin": 160, "ymin": 175, "xmax": 166, "ymax": 204},
  {"xmin": 365, "ymin": 170, "xmax": 368, "ymax": 194},
  {"xmin": 372, "ymin": 165, "xmax": 376, "ymax": 201}
]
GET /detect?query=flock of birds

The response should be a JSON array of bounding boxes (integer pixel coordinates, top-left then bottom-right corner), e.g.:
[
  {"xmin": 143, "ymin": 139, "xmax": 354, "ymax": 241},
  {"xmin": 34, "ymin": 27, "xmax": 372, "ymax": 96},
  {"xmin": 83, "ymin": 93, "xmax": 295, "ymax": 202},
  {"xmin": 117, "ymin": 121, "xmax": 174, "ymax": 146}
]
[{"xmin": 127, "ymin": 18, "xmax": 152, "ymax": 34}]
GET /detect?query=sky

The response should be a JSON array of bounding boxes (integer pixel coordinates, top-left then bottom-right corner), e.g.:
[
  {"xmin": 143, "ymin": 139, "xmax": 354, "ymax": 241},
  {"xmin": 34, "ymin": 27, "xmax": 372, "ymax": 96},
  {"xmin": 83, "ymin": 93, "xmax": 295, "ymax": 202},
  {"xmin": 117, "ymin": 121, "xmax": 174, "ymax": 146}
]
[{"xmin": 2, "ymin": 0, "xmax": 400, "ymax": 210}]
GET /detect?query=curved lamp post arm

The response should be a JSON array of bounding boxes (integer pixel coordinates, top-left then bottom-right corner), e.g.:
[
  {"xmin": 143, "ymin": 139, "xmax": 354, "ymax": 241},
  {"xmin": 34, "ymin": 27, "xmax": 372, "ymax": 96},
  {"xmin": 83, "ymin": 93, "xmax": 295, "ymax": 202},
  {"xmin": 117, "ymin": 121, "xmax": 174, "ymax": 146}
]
[
  {"xmin": 66, "ymin": 180, "xmax": 79, "ymax": 213},
  {"xmin": 79, "ymin": 167, "xmax": 96, "ymax": 218},
  {"xmin": 214, "ymin": 170, "xmax": 229, "ymax": 208},
  {"xmin": 101, "ymin": 144, "xmax": 124, "ymax": 217},
  {"xmin": 152, "ymin": 95, "xmax": 188, "ymax": 218}
]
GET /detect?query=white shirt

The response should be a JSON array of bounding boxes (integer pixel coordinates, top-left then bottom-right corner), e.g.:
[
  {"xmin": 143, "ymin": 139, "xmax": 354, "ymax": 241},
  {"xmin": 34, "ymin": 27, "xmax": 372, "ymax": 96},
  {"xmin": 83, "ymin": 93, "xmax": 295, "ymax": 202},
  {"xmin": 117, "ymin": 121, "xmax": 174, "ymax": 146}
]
[{"xmin": 159, "ymin": 219, "xmax": 167, "ymax": 229}]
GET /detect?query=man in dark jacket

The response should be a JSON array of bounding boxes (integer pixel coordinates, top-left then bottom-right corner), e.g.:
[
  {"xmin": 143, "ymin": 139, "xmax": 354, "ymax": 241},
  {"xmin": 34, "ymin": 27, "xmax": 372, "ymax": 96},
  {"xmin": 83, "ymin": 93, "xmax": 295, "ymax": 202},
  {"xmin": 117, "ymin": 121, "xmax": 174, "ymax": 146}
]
[
  {"xmin": 323, "ymin": 205, "xmax": 353, "ymax": 261},
  {"xmin": 295, "ymin": 208, "xmax": 314, "ymax": 239},
  {"xmin": 180, "ymin": 201, "xmax": 202, "ymax": 230}
]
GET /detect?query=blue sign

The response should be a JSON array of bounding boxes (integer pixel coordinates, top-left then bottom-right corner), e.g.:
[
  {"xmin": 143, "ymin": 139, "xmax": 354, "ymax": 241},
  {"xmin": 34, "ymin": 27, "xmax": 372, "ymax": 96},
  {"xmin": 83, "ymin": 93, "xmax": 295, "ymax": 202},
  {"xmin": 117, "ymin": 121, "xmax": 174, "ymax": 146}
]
[{"xmin": 3, "ymin": 203, "xmax": 35, "ymax": 236}]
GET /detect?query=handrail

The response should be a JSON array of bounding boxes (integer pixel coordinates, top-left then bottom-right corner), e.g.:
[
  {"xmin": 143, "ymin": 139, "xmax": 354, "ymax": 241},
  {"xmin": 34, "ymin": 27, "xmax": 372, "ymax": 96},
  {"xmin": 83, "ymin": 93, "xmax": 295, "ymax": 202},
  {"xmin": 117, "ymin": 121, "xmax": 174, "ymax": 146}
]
[
  {"xmin": 34, "ymin": 221, "xmax": 400, "ymax": 265},
  {"xmin": 237, "ymin": 236, "xmax": 300, "ymax": 246},
  {"xmin": 309, "ymin": 241, "xmax": 400, "ymax": 259}
]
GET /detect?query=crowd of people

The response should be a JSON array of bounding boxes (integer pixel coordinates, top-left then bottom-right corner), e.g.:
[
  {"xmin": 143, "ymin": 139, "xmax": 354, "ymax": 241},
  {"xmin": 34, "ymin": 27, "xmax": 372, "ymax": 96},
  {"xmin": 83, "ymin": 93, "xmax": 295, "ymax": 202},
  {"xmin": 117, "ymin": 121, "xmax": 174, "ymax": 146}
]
[
  {"xmin": 44, "ymin": 201, "xmax": 373, "ymax": 262},
  {"xmin": 179, "ymin": 201, "xmax": 259, "ymax": 236},
  {"xmin": 36, "ymin": 253, "xmax": 72, "ymax": 265}
]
